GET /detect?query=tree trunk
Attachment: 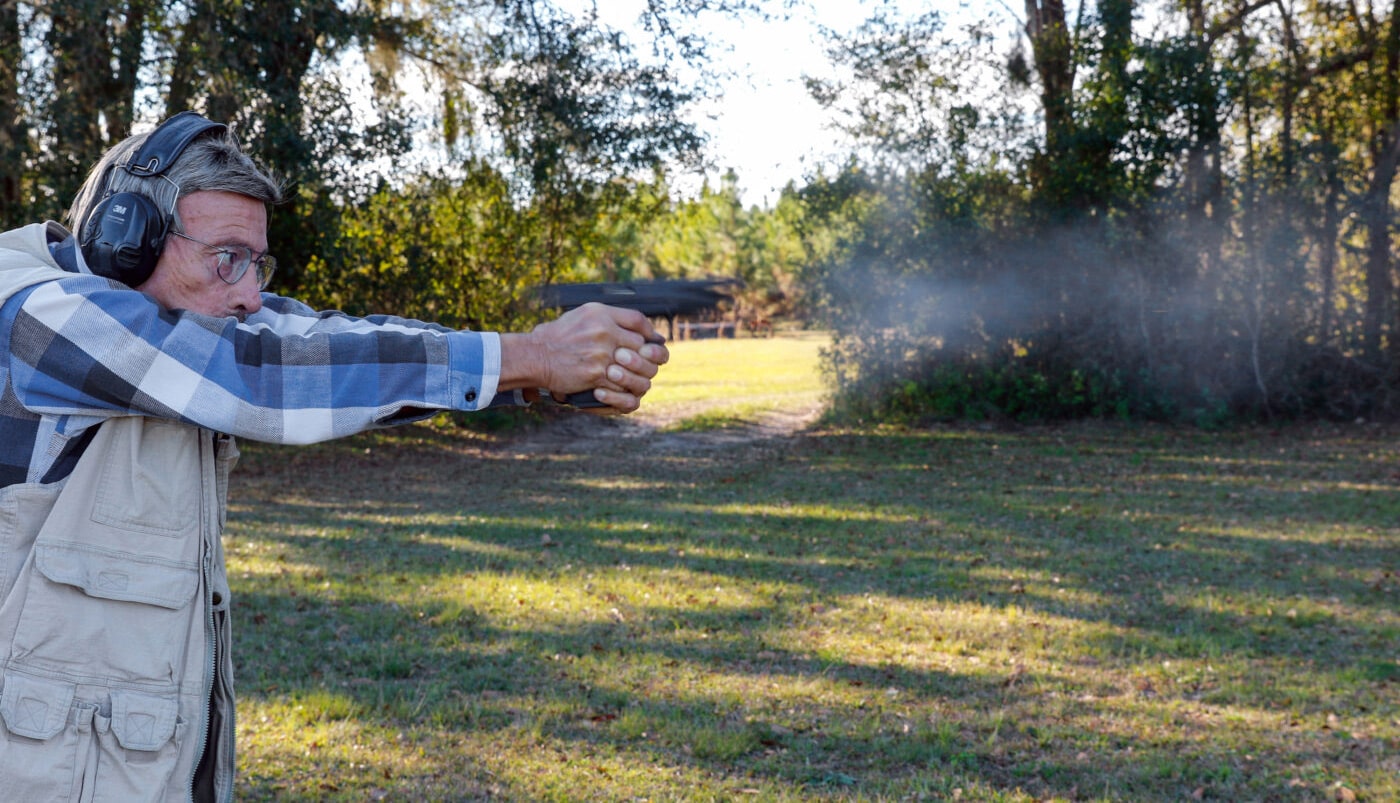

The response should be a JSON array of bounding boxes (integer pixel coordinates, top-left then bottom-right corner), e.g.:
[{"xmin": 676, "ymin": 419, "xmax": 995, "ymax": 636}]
[
  {"xmin": 1361, "ymin": 1, "xmax": 1400, "ymax": 363},
  {"xmin": 1080, "ymin": 0, "xmax": 1132, "ymax": 210},
  {"xmin": 1361, "ymin": 123, "xmax": 1399, "ymax": 362},
  {"xmin": 1318, "ymin": 134, "xmax": 1342, "ymax": 346},
  {"xmin": 1182, "ymin": 0, "xmax": 1225, "ymax": 277},
  {"xmin": 1023, "ymin": 0, "xmax": 1077, "ymax": 208},
  {"xmin": 46, "ymin": 1, "xmax": 113, "ymax": 208},
  {"xmin": 44, "ymin": 1, "xmax": 149, "ymax": 212},
  {"xmin": 0, "ymin": 0, "xmax": 24, "ymax": 228},
  {"xmin": 108, "ymin": 0, "xmax": 152, "ymax": 140},
  {"xmin": 1024, "ymin": 0, "xmax": 1075, "ymax": 156}
]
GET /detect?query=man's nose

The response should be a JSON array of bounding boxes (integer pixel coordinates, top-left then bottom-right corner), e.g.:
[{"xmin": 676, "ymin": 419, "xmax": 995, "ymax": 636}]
[{"xmin": 232, "ymin": 272, "xmax": 263, "ymax": 316}]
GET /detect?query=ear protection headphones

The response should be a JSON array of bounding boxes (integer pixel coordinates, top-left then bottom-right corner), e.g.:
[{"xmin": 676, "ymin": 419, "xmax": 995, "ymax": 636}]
[{"xmin": 80, "ymin": 111, "xmax": 228, "ymax": 286}]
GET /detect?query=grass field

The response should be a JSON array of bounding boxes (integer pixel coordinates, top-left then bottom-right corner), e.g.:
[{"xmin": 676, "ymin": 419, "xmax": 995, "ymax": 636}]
[
  {"xmin": 626, "ymin": 328, "xmax": 829, "ymax": 430},
  {"xmin": 227, "ymin": 332, "xmax": 1398, "ymax": 801}
]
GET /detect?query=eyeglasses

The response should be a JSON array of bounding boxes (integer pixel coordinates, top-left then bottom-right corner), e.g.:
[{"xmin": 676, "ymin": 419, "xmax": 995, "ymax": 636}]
[{"xmin": 169, "ymin": 231, "xmax": 277, "ymax": 290}]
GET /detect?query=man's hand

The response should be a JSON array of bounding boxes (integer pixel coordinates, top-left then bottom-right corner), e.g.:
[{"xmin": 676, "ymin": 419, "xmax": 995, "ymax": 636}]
[{"xmin": 498, "ymin": 302, "xmax": 670, "ymax": 413}]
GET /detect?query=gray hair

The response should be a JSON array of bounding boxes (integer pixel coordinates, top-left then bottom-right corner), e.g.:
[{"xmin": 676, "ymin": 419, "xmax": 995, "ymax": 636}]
[{"xmin": 67, "ymin": 121, "xmax": 284, "ymax": 238}]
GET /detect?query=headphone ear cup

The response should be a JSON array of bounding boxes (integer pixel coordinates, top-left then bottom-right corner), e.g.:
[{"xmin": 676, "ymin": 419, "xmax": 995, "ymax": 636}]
[{"xmin": 81, "ymin": 192, "xmax": 168, "ymax": 286}]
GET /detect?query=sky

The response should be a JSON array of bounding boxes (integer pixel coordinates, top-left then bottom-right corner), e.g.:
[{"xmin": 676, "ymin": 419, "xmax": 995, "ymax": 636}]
[{"xmin": 675, "ymin": 0, "xmax": 1016, "ymax": 204}]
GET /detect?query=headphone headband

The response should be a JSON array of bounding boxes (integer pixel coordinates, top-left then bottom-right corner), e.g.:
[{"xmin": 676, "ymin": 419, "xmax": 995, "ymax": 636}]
[{"xmin": 125, "ymin": 111, "xmax": 227, "ymax": 178}]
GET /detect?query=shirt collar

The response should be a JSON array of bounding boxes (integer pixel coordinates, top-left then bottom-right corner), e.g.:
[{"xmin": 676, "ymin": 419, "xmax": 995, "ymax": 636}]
[{"xmin": 46, "ymin": 224, "xmax": 92, "ymax": 275}]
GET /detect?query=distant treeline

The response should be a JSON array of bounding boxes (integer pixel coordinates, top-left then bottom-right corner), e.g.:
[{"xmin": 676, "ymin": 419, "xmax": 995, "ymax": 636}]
[{"xmin": 7, "ymin": 1, "xmax": 1400, "ymax": 424}]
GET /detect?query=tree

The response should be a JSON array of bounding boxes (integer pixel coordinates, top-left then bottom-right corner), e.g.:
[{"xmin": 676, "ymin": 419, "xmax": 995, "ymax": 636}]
[
  {"xmin": 1023, "ymin": 0, "xmax": 1079, "ymax": 208},
  {"xmin": 156, "ymin": 0, "xmax": 420, "ymax": 290},
  {"xmin": 0, "ymin": 0, "xmax": 25, "ymax": 227},
  {"xmin": 3, "ymin": 0, "xmax": 759, "ymax": 317}
]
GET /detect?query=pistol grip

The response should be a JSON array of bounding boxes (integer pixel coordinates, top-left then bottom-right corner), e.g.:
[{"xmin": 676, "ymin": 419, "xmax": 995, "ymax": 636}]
[{"xmin": 565, "ymin": 390, "xmax": 607, "ymax": 408}]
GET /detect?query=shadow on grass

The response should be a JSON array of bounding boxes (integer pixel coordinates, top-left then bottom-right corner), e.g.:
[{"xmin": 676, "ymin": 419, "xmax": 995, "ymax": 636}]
[{"xmin": 227, "ymin": 421, "xmax": 1399, "ymax": 800}]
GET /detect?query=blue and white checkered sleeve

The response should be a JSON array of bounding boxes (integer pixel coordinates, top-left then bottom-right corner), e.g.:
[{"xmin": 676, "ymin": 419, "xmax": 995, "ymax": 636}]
[{"xmin": 7, "ymin": 279, "xmax": 505, "ymax": 444}]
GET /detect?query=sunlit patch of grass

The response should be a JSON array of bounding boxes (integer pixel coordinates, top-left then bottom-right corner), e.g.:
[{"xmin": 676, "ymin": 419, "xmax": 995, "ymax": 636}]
[
  {"xmin": 661, "ymin": 409, "xmax": 753, "ymax": 432},
  {"xmin": 563, "ymin": 476, "xmax": 673, "ymax": 491},
  {"xmin": 637, "ymin": 332, "xmax": 828, "ymax": 428}
]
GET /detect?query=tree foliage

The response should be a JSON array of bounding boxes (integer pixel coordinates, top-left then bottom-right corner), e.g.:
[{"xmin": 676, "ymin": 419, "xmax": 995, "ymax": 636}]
[
  {"xmin": 805, "ymin": 0, "xmax": 1400, "ymax": 424},
  {"xmin": 0, "ymin": 0, "xmax": 751, "ymax": 329}
]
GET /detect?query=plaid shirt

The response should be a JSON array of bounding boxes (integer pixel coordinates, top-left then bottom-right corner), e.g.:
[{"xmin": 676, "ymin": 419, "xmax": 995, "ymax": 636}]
[{"xmin": 0, "ymin": 273, "xmax": 503, "ymax": 488}]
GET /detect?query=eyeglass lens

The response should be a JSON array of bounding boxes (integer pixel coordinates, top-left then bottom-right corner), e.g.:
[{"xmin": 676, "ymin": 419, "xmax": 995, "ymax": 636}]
[{"xmin": 215, "ymin": 247, "xmax": 277, "ymax": 290}]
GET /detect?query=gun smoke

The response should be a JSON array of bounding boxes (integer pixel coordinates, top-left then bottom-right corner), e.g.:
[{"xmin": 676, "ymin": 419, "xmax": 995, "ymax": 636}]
[{"xmin": 817, "ymin": 207, "xmax": 1356, "ymax": 423}]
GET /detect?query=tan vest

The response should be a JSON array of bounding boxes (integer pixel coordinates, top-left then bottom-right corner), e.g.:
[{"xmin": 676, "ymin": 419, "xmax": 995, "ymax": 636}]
[{"xmin": 0, "ymin": 223, "xmax": 237, "ymax": 802}]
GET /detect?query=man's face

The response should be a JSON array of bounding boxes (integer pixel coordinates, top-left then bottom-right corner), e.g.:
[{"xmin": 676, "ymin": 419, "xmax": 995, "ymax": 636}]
[{"xmin": 137, "ymin": 190, "xmax": 269, "ymax": 319}]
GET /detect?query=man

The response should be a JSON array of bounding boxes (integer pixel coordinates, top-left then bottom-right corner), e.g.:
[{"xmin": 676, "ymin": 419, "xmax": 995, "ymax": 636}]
[{"xmin": 0, "ymin": 112, "xmax": 667, "ymax": 802}]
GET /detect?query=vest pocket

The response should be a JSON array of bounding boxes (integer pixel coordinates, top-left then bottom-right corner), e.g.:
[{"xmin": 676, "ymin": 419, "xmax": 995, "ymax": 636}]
[
  {"xmin": 108, "ymin": 688, "xmax": 179, "ymax": 752},
  {"xmin": 90, "ymin": 418, "xmax": 201, "ymax": 537},
  {"xmin": 0, "ymin": 671, "xmax": 87, "ymax": 802},
  {"xmin": 34, "ymin": 542, "xmax": 198, "ymax": 608},
  {"xmin": 1, "ymin": 670, "xmax": 74, "ymax": 740},
  {"xmin": 90, "ymin": 690, "xmax": 187, "ymax": 802},
  {"xmin": 0, "ymin": 483, "xmax": 64, "ymax": 604},
  {"xmin": 9, "ymin": 542, "xmax": 199, "ymax": 685}
]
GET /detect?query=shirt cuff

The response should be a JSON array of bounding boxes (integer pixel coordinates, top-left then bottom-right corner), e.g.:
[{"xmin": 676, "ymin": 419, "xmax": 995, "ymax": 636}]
[
  {"xmin": 474, "ymin": 331, "xmax": 502, "ymax": 410},
  {"xmin": 448, "ymin": 330, "xmax": 502, "ymax": 411}
]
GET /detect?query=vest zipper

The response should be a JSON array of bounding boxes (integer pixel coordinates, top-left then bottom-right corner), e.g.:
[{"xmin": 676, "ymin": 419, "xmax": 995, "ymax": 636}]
[
  {"xmin": 189, "ymin": 430, "xmax": 218, "ymax": 802},
  {"xmin": 187, "ymin": 545, "xmax": 215, "ymax": 802}
]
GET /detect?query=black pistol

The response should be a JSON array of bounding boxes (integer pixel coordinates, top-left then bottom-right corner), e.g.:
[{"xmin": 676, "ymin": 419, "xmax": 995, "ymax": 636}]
[{"xmin": 532, "ymin": 279, "xmax": 741, "ymax": 409}]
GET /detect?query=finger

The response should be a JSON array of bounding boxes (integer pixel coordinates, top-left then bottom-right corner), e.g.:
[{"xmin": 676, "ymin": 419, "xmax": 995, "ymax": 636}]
[
  {"xmin": 601, "ymin": 306, "xmax": 665, "ymax": 346},
  {"xmin": 639, "ymin": 342, "xmax": 669, "ymax": 365},
  {"xmin": 591, "ymin": 388, "xmax": 639, "ymax": 414},
  {"xmin": 605, "ymin": 363, "xmax": 653, "ymax": 398},
  {"xmin": 614, "ymin": 347, "xmax": 659, "ymax": 380},
  {"xmin": 612, "ymin": 306, "xmax": 659, "ymax": 336}
]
